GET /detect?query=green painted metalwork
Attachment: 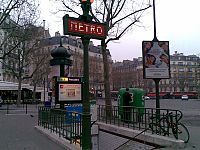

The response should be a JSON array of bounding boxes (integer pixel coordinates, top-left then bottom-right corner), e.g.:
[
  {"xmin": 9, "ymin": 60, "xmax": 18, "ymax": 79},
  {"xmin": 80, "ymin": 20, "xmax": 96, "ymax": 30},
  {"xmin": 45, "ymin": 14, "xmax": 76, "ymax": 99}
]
[
  {"xmin": 97, "ymin": 105, "xmax": 189, "ymax": 142},
  {"xmin": 38, "ymin": 106, "xmax": 82, "ymax": 146}
]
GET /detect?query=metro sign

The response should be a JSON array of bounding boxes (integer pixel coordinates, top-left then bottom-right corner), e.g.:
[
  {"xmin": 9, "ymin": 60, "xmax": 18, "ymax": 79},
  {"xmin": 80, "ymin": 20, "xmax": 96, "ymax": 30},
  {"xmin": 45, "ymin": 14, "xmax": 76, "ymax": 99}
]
[{"xmin": 63, "ymin": 14, "xmax": 106, "ymax": 39}]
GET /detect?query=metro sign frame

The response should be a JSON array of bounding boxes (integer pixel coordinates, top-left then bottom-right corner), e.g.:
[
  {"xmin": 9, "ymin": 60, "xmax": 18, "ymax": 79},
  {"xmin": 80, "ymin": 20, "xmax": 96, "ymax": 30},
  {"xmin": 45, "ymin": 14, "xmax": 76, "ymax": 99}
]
[{"xmin": 63, "ymin": 14, "xmax": 107, "ymax": 39}]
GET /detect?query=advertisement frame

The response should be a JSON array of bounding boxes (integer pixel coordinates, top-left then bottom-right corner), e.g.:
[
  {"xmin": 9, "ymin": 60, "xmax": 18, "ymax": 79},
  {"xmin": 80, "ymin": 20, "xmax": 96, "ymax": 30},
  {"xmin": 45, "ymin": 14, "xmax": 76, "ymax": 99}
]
[
  {"xmin": 142, "ymin": 41, "xmax": 171, "ymax": 79},
  {"xmin": 58, "ymin": 83, "xmax": 82, "ymax": 102}
]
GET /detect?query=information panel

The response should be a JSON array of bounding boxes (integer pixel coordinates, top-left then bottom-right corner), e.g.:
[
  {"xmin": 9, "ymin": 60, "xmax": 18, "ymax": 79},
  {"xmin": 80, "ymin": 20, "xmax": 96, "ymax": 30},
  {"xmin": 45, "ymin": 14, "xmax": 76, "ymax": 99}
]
[{"xmin": 59, "ymin": 83, "xmax": 82, "ymax": 101}]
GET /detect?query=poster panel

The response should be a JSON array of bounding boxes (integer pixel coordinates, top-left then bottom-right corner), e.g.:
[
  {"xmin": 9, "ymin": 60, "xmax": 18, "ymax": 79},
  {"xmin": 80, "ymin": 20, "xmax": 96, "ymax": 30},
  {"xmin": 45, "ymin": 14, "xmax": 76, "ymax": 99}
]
[
  {"xmin": 59, "ymin": 83, "xmax": 82, "ymax": 101},
  {"xmin": 142, "ymin": 41, "xmax": 170, "ymax": 79}
]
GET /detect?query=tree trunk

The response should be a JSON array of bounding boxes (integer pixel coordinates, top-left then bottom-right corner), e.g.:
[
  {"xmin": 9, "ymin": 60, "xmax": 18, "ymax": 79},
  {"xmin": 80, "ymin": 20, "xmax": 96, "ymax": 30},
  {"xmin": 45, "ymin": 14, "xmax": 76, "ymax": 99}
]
[
  {"xmin": 101, "ymin": 39, "xmax": 112, "ymax": 117},
  {"xmin": 17, "ymin": 78, "xmax": 22, "ymax": 107},
  {"xmin": 33, "ymin": 82, "xmax": 37, "ymax": 102}
]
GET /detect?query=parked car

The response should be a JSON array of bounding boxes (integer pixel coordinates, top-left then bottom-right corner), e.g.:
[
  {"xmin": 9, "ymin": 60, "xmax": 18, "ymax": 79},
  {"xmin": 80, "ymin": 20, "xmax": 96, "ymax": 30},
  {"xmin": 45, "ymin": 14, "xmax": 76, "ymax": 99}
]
[{"xmin": 181, "ymin": 95, "xmax": 188, "ymax": 100}]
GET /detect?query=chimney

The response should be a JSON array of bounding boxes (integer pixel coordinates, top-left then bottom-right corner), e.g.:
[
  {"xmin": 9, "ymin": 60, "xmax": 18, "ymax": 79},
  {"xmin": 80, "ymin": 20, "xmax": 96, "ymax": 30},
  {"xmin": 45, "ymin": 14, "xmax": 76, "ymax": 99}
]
[{"xmin": 55, "ymin": 31, "xmax": 60, "ymax": 37}]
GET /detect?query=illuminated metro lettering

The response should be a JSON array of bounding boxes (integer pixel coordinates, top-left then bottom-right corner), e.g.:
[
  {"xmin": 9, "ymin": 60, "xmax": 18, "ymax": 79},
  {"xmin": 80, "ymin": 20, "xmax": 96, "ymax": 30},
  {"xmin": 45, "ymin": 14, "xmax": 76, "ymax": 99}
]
[
  {"xmin": 96, "ymin": 26, "xmax": 103, "ymax": 35},
  {"xmin": 68, "ymin": 19, "xmax": 105, "ymax": 37}
]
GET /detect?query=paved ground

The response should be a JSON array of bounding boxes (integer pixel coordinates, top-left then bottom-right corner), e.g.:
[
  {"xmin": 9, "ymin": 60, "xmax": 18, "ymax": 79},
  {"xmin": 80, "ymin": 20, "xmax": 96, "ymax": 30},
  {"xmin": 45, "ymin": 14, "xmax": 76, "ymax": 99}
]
[
  {"xmin": 1, "ymin": 99, "xmax": 200, "ymax": 150},
  {"xmin": 144, "ymin": 99, "xmax": 200, "ymax": 150},
  {"xmin": 0, "ymin": 104, "xmax": 66, "ymax": 150},
  {"xmin": 97, "ymin": 98, "xmax": 200, "ymax": 150}
]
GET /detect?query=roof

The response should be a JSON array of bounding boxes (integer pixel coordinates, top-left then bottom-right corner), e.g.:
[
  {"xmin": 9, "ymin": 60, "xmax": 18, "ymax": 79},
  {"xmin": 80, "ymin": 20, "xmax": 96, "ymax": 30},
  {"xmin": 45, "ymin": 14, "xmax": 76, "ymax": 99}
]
[{"xmin": 0, "ymin": 81, "xmax": 42, "ymax": 92}]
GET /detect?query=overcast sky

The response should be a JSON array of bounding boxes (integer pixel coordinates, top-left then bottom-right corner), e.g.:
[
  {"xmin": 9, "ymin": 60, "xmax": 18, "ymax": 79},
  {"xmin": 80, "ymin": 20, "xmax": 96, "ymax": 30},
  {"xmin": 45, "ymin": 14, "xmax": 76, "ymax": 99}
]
[{"xmin": 39, "ymin": 0, "xmax": 200, "ymax": 61}]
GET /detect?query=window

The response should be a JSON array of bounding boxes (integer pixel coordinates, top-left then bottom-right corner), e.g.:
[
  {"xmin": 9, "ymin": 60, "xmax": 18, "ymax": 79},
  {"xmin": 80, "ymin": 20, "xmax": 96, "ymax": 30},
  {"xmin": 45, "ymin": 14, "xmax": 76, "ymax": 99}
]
[
  {"xmin": 178, "ymin": 62, "xmax": 183, "ymax": 65},
  {"xmin": 188, "ymin": 68, "xmax": 193, "ymax": 72},
  {"xmin": 179, "ymin": 68, "xmax": 184, "ymax": 72},
  {"xmin": 187, "ymin": 62, "xmax": 191, "ymax": 65}
]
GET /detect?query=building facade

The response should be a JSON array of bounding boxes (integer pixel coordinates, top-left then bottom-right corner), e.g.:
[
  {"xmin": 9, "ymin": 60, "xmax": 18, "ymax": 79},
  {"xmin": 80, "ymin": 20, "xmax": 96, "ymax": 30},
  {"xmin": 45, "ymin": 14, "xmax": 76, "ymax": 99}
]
[
  {"xmin": 41, "ymin": 34, "xmax": 112, "ymax": 96},
  {"xmin": 112, "ymin": 51, "xmax": 200, "ymax": 98}
]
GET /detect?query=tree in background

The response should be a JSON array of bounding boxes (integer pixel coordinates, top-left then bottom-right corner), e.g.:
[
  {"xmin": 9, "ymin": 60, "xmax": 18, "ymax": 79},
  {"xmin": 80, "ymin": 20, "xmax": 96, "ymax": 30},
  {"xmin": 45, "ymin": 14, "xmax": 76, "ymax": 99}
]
[
  {"xmin": 53, "ymin": 0, "xmax": 151, "ymax": 111},
  {"xmin": 0, "ymin": 0, "xmax": 47, "ymax": 106}
]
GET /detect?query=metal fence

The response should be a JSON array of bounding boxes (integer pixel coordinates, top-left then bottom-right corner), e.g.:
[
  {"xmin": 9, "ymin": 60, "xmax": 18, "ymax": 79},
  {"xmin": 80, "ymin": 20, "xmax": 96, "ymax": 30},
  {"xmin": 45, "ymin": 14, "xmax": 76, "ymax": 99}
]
[
  {"xmin": 38, "ymin": 105, "xmax": 189, "ymax": 147},
  {"xmin": 97, "ymin": 105, "xmax": 185, "ymax": 140},
  {"xmin": 38, "ymin": 106, "xmax": 82, "ymax": 146}
]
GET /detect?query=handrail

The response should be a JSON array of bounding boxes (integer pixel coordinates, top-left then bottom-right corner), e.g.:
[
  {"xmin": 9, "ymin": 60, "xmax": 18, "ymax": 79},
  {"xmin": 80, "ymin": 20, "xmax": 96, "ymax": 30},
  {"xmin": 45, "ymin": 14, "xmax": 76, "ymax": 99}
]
[{"xmin": 96, "ymin": 104, "xmax": 185, "ymax": 139}]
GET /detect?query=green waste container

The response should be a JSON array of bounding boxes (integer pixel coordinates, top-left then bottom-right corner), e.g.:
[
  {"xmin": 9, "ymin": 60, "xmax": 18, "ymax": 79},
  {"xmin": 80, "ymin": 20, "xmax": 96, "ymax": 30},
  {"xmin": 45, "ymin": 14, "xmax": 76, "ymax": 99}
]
[{"xmin": 118, "ymin": 88, "xmax": 145, "ymax": 122}]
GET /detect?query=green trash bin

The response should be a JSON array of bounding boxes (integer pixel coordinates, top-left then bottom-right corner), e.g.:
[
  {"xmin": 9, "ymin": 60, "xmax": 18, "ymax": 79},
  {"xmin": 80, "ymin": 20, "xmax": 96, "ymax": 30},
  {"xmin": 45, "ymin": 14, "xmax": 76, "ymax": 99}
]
[{"xmin": 118, "ymin": 88, "xmax": 145, "ymax": 122}]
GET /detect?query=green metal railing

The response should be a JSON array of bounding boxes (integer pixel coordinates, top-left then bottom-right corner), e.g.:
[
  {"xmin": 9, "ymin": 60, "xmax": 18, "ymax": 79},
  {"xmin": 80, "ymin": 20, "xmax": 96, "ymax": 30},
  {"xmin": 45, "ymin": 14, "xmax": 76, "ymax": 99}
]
[
  {"xmin": 97, "ymin": 105, "xmax": 189, "ymax": 142},
  {"xmin": 38, "ymin": 106, "xmax": 82, "ymax": 146},
  {"xmin": 38, "ymin": 104, "xmax": 189, "ymax": 146}
]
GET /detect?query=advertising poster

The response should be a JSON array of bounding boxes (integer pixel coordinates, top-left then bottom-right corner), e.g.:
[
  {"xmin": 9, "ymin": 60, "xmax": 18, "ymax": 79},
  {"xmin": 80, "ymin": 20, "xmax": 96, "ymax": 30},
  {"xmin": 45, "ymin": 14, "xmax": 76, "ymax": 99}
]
[
  {"xmin": 59, "ymin": 83, "xmax": 82, "ymax": 101},
  {"xmin": 142, "ymin": 41, "xmax": 170, "ymax": 79}
]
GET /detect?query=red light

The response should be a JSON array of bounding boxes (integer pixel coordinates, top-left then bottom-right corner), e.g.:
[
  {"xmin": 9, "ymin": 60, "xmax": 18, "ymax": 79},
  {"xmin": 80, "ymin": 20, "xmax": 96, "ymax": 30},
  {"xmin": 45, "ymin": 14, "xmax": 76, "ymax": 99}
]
[{"xmin": 81, "ymin": 0, "xmax": 94, "ymax": 3}]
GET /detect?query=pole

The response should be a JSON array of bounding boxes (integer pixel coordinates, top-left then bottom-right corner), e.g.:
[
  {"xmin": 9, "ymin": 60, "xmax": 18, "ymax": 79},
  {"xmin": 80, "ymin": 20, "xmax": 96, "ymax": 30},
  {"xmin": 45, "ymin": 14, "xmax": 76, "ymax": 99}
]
[
  {"xmin": 153, "ymin": 0, "xmax": 161, "ymax": 118},
  {"xmin": 153, "ymin": 0, "xmax": 158, "ymax": 41},
  {"xmin": 25, "ymin": 102, "xmax": 27, "ymax": 114},
  {"xmin": 80, "ymin": 0, "xmax": 92, "ymax": 149},
  {"xmin": 43, "ymin": 78, "xmax": 45, "ymax": 104},
  {"xmin": 81, "ymin": 37, "xmax": 91, "ymax": 150},
  {"xmin": 60, "ymin": 64, "xmax": 65, "ymax": 109},
  {"xmin": 152, "ymin": 0, "xmax": 160, "ymax": 110},
  {"xmin": 154, "ymin": 79, "xmax": 160, "ymax": 109}
]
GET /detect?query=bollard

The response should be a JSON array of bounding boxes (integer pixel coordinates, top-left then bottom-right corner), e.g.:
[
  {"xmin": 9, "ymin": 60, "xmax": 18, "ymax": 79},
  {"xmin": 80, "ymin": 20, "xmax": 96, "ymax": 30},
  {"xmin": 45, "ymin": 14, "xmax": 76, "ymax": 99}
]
[
  {"xmin": 7, "ymin": 102, "xmax": 9, "ymax": 114},
  {"xmin": 25, "ymin": 102, "xmax": 27, "ymax": 114}
]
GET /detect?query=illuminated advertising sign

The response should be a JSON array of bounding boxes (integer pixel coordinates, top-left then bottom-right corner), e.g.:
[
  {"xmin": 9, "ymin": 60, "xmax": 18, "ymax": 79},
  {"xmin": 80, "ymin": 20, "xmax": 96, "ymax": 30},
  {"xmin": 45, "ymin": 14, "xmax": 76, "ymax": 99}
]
[
  {"xmin": 63, "ymin": 14, "xmax": 106, "ymax": 39},
  {"xmin": 59, "ymin": 83, "xmax": 82, "ymax": 101},
  {"xmin": 142, "ymin": 41, "xmax": 171, "ymax": 79}
]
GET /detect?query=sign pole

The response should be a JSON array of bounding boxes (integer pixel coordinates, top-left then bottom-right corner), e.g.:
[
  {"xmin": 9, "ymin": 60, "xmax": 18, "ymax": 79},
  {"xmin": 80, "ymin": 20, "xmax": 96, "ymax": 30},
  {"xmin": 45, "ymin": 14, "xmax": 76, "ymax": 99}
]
[
  {"xmin": 81, "ymin": 37, "xmax": 91, "ymax": 149},
  {"xmin": 62, "ymin": 0, "xmax": 107, "ymax": 148},
  {"xmin": 152, "ymin": 0, "xmax": 160, "ymax": 110},
  {"xmin": 80, "ymin": 0, "xmax": 92, "ymax": 149}
]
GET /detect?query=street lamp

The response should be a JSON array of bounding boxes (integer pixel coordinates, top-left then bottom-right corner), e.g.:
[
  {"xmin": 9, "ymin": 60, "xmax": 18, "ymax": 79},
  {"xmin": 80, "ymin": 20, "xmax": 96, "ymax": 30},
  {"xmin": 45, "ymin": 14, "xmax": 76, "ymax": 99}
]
[
  {"xmin": 80, "ymin": 0, "xmax": 94, "ymax": 20},
  {"xmin": 50, "ymin": 38, "xmax": 72, "ymax": 108}
]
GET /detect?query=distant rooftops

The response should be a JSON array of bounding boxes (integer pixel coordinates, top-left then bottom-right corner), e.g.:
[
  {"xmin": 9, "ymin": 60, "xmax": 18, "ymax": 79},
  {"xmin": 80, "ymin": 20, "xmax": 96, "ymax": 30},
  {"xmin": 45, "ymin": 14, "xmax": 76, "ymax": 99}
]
[{"xmin": 41, "ymin": 35, "xmax": 111, "ymax": 56}]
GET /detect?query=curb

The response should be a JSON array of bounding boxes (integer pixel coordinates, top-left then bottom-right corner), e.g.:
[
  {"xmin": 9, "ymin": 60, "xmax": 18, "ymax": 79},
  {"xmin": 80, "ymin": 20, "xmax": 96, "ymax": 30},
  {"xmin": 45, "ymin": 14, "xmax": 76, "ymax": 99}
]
[{"xmin": 35, "ymin": 126, "xmax": 81, "ymax": 150}]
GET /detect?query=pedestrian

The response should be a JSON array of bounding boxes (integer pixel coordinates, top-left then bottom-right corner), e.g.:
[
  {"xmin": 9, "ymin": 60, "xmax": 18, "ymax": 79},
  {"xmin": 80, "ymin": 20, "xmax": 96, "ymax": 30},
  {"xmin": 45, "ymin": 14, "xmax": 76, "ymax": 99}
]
[{"xmin": 123, "ymin": 88, "xmax": 132, "ymax": 123}]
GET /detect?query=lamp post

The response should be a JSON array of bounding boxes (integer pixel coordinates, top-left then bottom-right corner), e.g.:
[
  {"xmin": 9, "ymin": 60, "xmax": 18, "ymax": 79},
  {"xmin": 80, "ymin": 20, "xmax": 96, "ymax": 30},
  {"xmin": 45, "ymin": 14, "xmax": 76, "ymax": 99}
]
[
  {"xmin": 152, "ymin": 0, "xmax": 160, "ymax": 110},
  {"xmin": 79, "ymin": 0, "xmax": 93, "ymax": 149},
  {"xmin": 50, "ymin": 39, "xmax": 72, "ymax": 108}
]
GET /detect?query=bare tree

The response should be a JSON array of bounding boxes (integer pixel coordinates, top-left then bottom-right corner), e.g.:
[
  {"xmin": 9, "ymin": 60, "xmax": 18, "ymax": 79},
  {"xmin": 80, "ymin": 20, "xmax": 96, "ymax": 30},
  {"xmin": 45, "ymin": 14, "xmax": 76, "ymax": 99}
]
[
  {"xmin": 29, "ymin": 39, "xmax": 51, "ymax": 102},
  {"xmin": 0, "ymin": 0, "xmax": 43, "ymax": 106},
  {"xmin": 92, "ymin": 0, "xmax": 151, "ymax": 110},
  {"xmin": 53, "ymin": 0, "xmax": 151, "ymax": 110}
]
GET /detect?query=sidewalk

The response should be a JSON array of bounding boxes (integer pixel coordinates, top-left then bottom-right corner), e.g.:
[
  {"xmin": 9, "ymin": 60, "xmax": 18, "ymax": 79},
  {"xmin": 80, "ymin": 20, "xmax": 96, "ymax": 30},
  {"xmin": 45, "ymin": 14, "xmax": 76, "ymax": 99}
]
[
  {"xmin": 158, "ymin": 125, "xmax": 200, "ymax": 150},
  {"xmin": 0, "ymin": 104, "xmax": 66, "ymax": 150}
]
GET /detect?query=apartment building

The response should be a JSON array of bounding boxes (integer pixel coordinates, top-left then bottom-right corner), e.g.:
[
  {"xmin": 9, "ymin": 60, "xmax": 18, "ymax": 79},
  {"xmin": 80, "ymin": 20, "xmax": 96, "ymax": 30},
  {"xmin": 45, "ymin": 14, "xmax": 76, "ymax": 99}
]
[
  {"xmin": 41, "ymin": 34, "xmax": 112, "ymax": 95},
  {"xmin": 112, "ymin": 51, "xmax": 200, "ymax": 98}
]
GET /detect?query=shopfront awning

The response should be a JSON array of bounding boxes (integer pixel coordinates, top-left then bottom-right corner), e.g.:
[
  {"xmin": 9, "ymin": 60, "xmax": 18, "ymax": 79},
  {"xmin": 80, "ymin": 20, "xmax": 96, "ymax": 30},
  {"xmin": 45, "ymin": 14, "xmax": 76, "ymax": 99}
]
[{"xmin": 0, "ymin": 81, "xmax": 31, "ymax": 91}]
